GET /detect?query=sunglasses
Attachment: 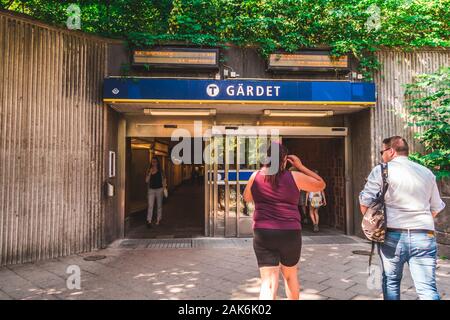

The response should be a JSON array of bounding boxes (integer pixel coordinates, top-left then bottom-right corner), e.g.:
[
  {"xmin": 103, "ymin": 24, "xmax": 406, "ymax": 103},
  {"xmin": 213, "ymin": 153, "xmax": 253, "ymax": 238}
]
[{"xmin": 379, "ymin": 148, "xmax": 391, "ymax": 156}]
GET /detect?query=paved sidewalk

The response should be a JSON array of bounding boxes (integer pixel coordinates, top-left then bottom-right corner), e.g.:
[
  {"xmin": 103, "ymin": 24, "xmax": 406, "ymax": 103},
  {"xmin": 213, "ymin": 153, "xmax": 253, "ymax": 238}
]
[{"xmin": 0, "ymin": 236, "xmax": 449, "ymax": 300}]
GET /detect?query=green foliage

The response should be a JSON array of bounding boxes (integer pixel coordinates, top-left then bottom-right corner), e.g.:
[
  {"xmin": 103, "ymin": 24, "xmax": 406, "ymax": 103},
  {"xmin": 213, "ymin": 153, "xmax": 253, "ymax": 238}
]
[
  {"xmin": 404, "ymin": 67, "xmax": 450, "ymax": 179},
  {"xmin": 1, "ymin": 0, "xmax": 173, "ymax": 38},
  {"xmin": 2, "ymin": 0, "xmax": 449, "ymax": 78}
]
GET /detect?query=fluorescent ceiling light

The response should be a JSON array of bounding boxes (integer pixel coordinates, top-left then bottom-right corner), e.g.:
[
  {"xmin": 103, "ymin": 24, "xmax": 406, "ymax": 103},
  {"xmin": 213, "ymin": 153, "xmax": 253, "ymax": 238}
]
[
  {"xmin": 144, "ymin": 108, "xmax": 216, "ymax": 116},
  {"xmin": 131, "ymin": 143, "xmax": 151, "ymax": 149},
  {"xmin": 263, "ymin": 110, "xmax": 333, "ymax": 117}
]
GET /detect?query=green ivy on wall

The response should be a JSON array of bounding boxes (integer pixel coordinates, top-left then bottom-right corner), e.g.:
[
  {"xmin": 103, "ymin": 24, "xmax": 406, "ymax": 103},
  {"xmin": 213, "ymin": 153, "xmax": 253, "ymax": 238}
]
[
  {"xmin": 403, "ymin": 67, "xmax": 450, "ymax": 179},
  {"xmin": 2, "ymin": 0, "xmax": 449, "ymax": 79}
]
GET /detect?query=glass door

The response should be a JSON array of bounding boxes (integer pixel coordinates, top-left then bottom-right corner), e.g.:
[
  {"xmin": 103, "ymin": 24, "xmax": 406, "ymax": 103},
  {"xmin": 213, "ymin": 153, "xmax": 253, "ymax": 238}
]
[
  {"xmin": 205, "ymin": 129, "xmax": 275, "ymax": 237},
  {"xmin": 206, "ymin": 134, "xmax": 236, "ymax": 237},
  {"xmin": 235, "ymin": 135, "xmax": 272, "ymax": 237}
]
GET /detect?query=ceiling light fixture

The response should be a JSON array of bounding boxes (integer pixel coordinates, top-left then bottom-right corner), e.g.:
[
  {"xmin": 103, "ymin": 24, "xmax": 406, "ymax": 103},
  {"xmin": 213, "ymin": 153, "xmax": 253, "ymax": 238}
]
[
  {"xmin": 144, "ymin": 109, "xmax": 216, "ymax": 116},
  {"xmin": 263, "ymin": 110, "xmax": 334, "ymax": 117}
]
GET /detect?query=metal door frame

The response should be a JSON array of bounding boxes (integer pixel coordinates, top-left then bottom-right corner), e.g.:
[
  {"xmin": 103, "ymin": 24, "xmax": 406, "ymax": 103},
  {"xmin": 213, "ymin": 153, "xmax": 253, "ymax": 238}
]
[{"xmin": 205, "ymin": 126, "xmax": 352, "ymax": 237}]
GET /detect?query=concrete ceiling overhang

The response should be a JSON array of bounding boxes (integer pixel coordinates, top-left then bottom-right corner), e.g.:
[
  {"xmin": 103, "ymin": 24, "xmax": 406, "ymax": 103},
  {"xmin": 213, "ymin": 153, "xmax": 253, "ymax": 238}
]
[{"xmin": 106, "ymin": 101, "xmax": 373, "ymax": 115}]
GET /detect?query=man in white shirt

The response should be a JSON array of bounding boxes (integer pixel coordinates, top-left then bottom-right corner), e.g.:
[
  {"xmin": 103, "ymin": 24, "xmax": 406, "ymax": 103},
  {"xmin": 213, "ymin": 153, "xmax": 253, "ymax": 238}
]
[{"xmin": 359, "ymin": 136, "xmax": 445, "ymax": 300}]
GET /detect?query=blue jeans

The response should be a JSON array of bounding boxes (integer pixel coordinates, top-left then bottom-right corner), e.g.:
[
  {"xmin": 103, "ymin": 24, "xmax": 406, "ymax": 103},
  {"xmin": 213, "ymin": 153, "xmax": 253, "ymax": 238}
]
[{"xmin": 378, "ymin": 230, "xmax": 440, "ymax": 300}]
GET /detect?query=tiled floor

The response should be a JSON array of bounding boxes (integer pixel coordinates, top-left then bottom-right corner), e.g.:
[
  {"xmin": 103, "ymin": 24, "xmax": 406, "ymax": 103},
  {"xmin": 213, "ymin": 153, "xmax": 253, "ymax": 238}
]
[
  {"xmin": 0, "ymin": 235, "xmax": 448, "ymax": 300},
  {"xmin": 126, "ymin": 182, "xmax": 205, "ymax": 239}
]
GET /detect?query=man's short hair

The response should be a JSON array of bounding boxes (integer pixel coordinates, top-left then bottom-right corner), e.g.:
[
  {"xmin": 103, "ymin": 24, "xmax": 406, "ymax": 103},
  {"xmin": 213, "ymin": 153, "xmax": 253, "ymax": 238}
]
[{"xmin": 382, "ymin": 136, "xmax": 409, "ymax": 156}]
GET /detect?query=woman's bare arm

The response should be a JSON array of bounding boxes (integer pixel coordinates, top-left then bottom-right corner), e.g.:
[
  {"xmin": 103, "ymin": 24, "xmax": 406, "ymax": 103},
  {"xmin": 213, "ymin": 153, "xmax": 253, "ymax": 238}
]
[
  {"xmin": 243, "ymin": 171, "xmax": 258, "ymax": 203},
  {"xmin": 145, "ymin": 169, "xmax": 150, "ymax": 183}
]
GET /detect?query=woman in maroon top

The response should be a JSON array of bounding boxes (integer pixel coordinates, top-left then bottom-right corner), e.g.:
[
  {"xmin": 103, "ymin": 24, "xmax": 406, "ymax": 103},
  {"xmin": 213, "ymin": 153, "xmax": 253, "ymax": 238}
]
[{"xmin": 243, "ymin": 142, "xmax": 325, "ymax": 300}]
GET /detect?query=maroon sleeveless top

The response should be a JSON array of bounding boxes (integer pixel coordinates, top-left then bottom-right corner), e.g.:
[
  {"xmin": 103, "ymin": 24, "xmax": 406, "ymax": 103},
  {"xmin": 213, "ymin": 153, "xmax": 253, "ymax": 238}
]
[{"xmin": 251, "ymin": 170, "xmax": 301, "ymax": 230}]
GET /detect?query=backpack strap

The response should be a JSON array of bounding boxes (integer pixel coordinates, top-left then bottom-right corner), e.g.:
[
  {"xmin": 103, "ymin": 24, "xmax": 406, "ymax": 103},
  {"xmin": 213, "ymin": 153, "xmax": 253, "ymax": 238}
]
[
  {"xmin": 380, "ymin": 162, "xmax": 388, "ymax": 226},
  {"xmin": 380, "ymin": 163, "xmax": 389, "ymax": 201},
  {"xmin": 368, "ymin": 241, "xmax": 375, "ymax": 272}
]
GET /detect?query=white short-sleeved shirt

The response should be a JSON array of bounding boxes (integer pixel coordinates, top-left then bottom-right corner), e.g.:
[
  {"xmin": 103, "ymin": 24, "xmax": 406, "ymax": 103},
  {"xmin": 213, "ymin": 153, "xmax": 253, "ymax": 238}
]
[{"xmin": 359, "ymin": 156, "xmax": 446, "ymax": 230}]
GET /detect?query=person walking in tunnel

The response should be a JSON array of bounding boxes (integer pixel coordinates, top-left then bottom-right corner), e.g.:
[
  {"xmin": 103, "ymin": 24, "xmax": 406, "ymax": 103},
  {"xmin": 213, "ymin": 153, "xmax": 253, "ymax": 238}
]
[
  {"xmin": 306, "ymin": 173, "xmax": 327, "ymax": 233},
  {"xmin": 360, "ymin": 136, "xmax": 445, "ymax": 300},
  {"xmin": 299, "ymin": 190, "xmax": 309, "ymax": 224},
  {"xmin": 145, "ymin": 157, "xmax": 167, "ymax": 227},
  {"xmin": 289, "ymin": 166, "xmax": 309, "ymax": 224},
  {"xmin": 243, "ymin": 142, "xmax": 326, "ymax": 300}
]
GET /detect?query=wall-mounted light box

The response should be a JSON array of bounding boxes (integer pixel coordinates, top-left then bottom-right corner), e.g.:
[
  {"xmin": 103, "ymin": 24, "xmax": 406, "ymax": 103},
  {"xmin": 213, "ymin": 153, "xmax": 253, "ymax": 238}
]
[
  {"xmin": 268, "ymin": 51, "xmax": 349, "ymax": 72},
  {"xmin": 108, "ymin": 151, "xmax": 116, "ymax": 178},
  {"xmin": 132, "ymin": 48, "xmax": 219, "ymax": 69}
]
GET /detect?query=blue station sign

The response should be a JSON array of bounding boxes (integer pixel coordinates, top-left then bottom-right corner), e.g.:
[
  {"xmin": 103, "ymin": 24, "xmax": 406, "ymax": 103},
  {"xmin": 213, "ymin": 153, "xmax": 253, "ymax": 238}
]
[
  {"xmin": 103, "ymin": 78, "xmax": 375, "ymax": 105},
  {"xmin": 207, "ymin": 170, "xmax": 255, "ymax": 184}
]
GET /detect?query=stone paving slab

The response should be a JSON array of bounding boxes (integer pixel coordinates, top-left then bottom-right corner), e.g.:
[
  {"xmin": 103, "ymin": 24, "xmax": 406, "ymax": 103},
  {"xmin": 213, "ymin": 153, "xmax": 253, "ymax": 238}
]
[{"xmin": 0, "ymin": 236, "xmax": 448, "ymax": 300}]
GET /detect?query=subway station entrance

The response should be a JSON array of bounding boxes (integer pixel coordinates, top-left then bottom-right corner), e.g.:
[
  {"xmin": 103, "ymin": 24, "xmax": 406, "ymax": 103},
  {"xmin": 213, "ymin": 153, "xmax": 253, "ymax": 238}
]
[
  {"xmin": 104, "ymin": 77, "xmax": 375, "ymax": 239},
  {"xmin": 123, "ymin": 125, "xmax": 349, "ymax": 239},
  {"xmin": 204, "ymin": 126, "xmax": 348, "ymax": 238}
]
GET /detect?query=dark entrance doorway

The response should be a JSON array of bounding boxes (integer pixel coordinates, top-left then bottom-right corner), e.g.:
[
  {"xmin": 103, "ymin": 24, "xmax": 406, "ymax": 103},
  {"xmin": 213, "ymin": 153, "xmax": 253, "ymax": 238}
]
[
  {"xmin": 125, "ymin": 137, "xmax": 205, "ymax": 238},
  {"xmin": 283, "ymin": 137, "xmax": 346, "ymax": 233}
]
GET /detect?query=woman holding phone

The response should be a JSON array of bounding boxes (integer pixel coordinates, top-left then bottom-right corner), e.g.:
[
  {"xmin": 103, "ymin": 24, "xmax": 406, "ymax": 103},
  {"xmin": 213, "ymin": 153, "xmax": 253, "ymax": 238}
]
[
  {"xmin": 145, "ymin": 157, "xmax": 167, "ymax": 227},
  {"xmin": 243, "ymin": 142, "xmax": 326, "ymax": 300}
]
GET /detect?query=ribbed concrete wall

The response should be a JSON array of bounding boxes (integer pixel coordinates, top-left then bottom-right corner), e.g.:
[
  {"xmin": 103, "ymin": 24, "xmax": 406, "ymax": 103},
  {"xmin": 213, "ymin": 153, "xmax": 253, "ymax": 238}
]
[
  {"xmin": 371, "ymin": 49, "xmax": 450, "ymax": 167},
  {"xmin": 372, "ymin": 49, "xmax": 450, "ymax": 254},
  {"xmin": 0, "ymin": 11, "xmax": 110, "ymax": 265}
]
